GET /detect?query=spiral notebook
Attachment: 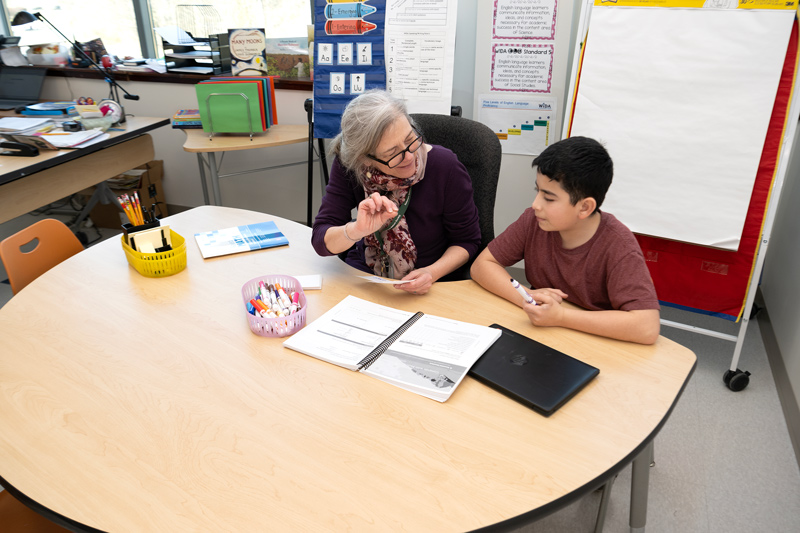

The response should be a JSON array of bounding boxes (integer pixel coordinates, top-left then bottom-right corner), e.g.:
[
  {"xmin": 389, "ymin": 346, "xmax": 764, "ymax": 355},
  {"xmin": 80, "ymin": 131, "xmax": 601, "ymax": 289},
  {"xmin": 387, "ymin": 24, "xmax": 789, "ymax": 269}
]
[
  {"xmin": 283, "ymin": 296, "xmax": 501, "ymax": 402},
  {"xmin": 468, "ymin": 324, "xmax": 599, "ymax": 417}
]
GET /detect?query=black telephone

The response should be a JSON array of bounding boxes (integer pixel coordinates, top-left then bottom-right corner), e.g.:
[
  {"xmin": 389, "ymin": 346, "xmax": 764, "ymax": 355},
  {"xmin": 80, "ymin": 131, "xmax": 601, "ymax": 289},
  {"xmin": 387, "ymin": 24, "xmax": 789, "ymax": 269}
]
[{"xmin": 0, "ymin": 142, "xmax": 39, "ymax": 157}]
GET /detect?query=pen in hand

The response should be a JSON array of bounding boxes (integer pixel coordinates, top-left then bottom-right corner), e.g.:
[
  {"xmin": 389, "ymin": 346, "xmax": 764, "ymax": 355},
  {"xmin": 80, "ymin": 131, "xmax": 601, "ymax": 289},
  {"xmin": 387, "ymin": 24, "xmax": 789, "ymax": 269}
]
[{"xmin": 510, "ymin": 278, "xmax": 536, "ymax": 306}]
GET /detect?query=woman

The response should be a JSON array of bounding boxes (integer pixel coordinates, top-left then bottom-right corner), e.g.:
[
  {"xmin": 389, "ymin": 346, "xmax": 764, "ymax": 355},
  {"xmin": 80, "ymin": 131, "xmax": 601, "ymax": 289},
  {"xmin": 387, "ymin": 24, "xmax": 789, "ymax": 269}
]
[{"xmin": 311, "ymin": 90, "xmax": 481, "ymax": 295}]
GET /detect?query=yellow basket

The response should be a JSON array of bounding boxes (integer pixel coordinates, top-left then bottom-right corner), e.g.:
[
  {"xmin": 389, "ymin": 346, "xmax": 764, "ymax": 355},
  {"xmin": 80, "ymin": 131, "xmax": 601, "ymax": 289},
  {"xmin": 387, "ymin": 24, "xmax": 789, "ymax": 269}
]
[{"xmin": 121, "ymin": 230, "xmax": 187, "ymax": 277}]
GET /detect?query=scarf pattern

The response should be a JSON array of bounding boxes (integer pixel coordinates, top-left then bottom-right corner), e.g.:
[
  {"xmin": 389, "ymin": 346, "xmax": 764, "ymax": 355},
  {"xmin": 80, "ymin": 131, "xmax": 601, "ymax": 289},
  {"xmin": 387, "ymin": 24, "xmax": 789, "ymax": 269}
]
[{"xmin": 362, "ymin": 147, "xmax": 427, "ymax": 279}]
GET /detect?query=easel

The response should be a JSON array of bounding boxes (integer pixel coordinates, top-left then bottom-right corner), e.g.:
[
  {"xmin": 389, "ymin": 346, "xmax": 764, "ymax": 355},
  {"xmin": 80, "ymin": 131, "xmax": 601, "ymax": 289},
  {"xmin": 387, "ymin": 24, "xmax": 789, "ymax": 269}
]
[{"xmin": 564, "ymin": 2, "xmax": 800, "ymax": 391}]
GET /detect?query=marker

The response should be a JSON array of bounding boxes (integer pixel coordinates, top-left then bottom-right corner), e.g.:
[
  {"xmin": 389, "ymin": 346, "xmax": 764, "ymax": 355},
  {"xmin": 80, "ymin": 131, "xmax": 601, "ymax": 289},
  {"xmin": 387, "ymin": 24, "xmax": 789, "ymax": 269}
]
[
  {"xmin": 510, "ymin": 278, "xmax": 536, "ymax": 305},
  {"xmin": 325, "ymin": 19, "xmax": 377, "ymax": 35},
  {"xmin": 274, "ymin": 282, "xmax": 292, "ymax": 307},
  {"xmin": 324, "ymin": 3, "xmax": 377, "ymax": 19}
]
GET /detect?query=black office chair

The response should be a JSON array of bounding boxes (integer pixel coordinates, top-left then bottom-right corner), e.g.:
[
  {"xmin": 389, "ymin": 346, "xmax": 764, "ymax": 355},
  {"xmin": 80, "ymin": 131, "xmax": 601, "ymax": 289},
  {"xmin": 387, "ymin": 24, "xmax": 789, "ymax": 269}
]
[{"xmin": 410, "ymin": 112, "xmax": 502, "ymax": 278}]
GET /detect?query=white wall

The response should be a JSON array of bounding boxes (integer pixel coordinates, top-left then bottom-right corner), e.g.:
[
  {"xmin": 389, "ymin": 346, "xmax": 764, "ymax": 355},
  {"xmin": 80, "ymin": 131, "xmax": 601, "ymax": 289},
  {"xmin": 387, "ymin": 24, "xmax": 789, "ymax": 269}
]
[
  {"xmin": 41, "ymin": 77, "xmax": 323, "ymax": 223},
  {"xmin": 761, "ymin": 126, "xmax": 800, "ymax": 419}
]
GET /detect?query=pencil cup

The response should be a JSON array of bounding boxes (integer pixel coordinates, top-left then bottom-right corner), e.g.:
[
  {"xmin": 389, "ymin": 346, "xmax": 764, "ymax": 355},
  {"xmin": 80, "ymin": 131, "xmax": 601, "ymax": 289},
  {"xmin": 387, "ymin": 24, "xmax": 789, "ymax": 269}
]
[
  {"xmin": 122, "ymin": 219, "xmax": 161, "ymax": 239},
  {"xmin": 242, "ymin": 275, "xmax": 307, "ymax": 338},
  {"xmin": 121, "ymin": 229, "xmax": 187, "ymax": 277}
]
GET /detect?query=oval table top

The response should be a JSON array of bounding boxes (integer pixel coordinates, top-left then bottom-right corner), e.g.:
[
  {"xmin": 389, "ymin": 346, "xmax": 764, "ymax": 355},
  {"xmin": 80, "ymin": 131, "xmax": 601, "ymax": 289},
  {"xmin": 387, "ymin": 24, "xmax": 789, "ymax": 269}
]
[{"xmin": 0, "ymin": 206, "xmax": 695, "ymax": 532}]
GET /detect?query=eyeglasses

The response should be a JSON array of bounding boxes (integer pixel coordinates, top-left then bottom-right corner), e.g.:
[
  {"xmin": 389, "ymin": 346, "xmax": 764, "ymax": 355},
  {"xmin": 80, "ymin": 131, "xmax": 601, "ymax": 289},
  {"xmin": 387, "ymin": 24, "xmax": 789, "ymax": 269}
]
[{"xmin": 367, "ymin": 130, "xmax": 423, "ymax": 169}]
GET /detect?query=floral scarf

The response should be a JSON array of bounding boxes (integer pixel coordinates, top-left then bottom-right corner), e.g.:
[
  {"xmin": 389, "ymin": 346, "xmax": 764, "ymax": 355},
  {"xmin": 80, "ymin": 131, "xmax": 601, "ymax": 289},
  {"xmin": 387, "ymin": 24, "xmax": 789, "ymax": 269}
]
[{"xmin": 363, "ymin": 146, "xmax": 428, "ymax": 278}]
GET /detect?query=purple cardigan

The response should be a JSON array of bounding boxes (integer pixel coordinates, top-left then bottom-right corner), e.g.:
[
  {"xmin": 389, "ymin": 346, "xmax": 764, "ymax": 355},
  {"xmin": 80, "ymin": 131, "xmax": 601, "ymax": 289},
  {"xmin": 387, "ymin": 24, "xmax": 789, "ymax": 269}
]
[{"xmin": 312, "ymin": 145, "xmax": 481, "ymax": 276}]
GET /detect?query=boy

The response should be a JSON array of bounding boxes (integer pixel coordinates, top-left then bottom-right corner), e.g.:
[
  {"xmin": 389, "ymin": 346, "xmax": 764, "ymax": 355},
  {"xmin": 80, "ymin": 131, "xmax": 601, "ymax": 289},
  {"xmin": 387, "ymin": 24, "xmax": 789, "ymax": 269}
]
[{"xmin": 470, "ymin": 136, "xmax": 660, "ymax": 345}]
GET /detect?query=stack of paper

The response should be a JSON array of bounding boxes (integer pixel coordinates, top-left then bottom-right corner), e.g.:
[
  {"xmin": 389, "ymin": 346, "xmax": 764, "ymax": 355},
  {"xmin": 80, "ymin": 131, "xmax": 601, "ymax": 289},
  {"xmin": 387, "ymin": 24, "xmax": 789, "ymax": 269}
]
[
  {"xmin": 0, "ymin": 117, "xmax": 54, "ymax": 135},
  {"xmin": 195, "ymin": 76, "xmax": 278, "ymax": 134},
  {"xmin": 37, "ymin": 129, "xmax": 107, "ymax": 149}
]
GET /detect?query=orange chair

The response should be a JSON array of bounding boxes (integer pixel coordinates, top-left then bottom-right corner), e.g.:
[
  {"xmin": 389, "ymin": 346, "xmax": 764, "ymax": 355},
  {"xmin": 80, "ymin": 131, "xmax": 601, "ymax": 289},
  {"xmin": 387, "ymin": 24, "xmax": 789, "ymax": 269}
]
[
  {"xmin": 0, "ymin": 489, "xmax": 71, "ymax": 532},
  {"xmin": 0, "ymin": 219, "xmax": 84, "ymax": 294}
]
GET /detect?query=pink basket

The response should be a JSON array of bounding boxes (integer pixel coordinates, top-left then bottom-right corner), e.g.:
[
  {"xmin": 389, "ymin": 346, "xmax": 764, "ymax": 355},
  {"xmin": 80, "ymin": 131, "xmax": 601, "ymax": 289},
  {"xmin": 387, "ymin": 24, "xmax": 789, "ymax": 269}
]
[{"xmin": 242, "ymin": 275, "xmax": 307, "ymax": 337}]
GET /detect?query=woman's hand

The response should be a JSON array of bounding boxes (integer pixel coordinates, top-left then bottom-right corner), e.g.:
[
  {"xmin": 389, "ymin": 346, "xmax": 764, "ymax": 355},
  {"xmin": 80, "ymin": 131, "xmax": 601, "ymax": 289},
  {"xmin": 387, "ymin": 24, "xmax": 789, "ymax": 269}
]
[
  {"xmin": 394, "ymin": 268, "xmax": 434, "ymax": 295},
  {"xmin": 352, "ymin": 192, "xmax": 397, "ymax": 236}
]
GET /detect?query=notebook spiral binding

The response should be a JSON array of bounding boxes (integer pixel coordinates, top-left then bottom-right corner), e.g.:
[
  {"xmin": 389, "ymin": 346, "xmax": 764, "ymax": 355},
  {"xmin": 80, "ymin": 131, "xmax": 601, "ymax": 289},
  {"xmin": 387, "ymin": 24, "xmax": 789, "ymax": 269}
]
[{"xmin": 357, "ymin": 311, "xmax": 425, "ymax": 371}]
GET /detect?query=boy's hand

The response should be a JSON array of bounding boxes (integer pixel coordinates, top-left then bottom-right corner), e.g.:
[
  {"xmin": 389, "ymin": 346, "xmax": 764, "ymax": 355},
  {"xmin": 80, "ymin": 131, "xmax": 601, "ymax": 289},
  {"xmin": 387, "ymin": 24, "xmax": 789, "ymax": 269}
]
[{"xmin": 523, "ymin": 289, "xmax": 568, "ymax": 327}]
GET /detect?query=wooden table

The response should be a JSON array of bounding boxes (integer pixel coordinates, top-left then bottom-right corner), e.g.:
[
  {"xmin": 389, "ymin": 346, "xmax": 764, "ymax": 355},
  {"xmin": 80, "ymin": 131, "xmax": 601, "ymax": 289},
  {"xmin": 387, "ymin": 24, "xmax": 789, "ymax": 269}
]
[
  {"xmin": 181, "ymin": 125, "xmax": 310, "ymax": 223},
  {"xmin": 0, "ymin": 116, "xmax": 169, "ymax": 225},
  {"xmin": 0, "ymin": 206, "xmax": 696, "ymax": 532}
]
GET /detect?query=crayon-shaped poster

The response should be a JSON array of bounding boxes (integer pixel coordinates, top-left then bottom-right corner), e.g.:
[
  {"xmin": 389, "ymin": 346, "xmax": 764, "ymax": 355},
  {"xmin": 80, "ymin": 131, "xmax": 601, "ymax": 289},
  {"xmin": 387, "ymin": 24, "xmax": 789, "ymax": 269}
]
[
  {"xmin": 325, "ymin": 19, "xmax": 378, "ymax": 35},
  {"xmin": 325, "ymin": 3, "xmax": 377, "ymax": 19},
  {"xmin": 313, "ymin": 0, "xmax": 387, "ymax": 139}
]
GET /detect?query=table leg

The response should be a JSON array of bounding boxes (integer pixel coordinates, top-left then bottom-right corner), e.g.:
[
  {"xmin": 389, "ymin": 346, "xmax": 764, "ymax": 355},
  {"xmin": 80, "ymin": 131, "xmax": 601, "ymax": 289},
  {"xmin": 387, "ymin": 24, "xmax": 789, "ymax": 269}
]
[
  {"xmin": 207, "ymin": 152, "xmax": 222, "ymax": 206},
  {"xmin": 630, "ymin": 440, "xmax": 654, "ymax": 533},
  {"xmin": 196, "ymin": 153, "xmax": 210, "ymax": 206}
]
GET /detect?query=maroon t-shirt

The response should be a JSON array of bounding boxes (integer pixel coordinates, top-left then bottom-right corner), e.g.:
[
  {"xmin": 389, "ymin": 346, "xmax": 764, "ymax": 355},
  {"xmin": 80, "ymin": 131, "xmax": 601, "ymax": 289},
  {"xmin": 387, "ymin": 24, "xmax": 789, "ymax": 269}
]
[{"xmin": 488, "ymin": 209, "xmax": 659, "ymax": 311}]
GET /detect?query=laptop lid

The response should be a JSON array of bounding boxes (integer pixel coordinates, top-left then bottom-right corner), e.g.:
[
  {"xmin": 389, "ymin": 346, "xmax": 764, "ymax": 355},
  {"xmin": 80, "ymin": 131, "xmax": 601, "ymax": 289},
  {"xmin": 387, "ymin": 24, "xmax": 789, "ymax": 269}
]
[
  {"xmin": 468, "ymin": 324, "xmax": 599, "ymax": 417},
  {"xmin": 0, "ymin": 66, "xmax": 47, "ymax": 104}
]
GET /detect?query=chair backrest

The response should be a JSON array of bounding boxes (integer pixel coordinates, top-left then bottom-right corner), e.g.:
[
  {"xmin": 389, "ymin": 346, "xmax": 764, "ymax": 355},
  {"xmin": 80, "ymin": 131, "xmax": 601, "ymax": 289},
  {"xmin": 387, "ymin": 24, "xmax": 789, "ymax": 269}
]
[
  {"xmin": 410, "ymin": 113, "xmax": 502, "ymax": 253},
  {"xmin": 0, "ymin": 218, "xmax": 84, "ymax": 294}
]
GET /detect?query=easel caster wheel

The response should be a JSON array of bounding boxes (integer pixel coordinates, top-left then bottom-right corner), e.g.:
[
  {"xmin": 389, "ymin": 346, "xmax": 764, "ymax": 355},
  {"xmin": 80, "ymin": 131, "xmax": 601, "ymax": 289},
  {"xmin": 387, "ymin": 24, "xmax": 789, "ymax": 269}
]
[
  {"xmin": 723, "ymin": 369, "xmax": 751, "ymax": 391},
  {"xmin": 76, "ymin": 231, "xmax": 89, "ymax": 246}
]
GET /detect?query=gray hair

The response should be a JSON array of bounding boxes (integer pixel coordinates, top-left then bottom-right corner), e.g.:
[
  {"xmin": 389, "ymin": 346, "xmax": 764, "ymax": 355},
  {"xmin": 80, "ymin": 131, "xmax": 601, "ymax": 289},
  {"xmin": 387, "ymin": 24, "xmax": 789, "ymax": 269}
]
[{"xmin": 329, "ymin": 90, "xmax": 418, "ymax": 186}]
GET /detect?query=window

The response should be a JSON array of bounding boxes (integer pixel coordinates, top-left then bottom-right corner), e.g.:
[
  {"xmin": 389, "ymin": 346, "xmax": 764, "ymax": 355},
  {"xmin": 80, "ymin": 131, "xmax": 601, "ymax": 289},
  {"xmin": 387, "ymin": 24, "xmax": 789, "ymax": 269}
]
[
  {"xmin": 4, "ymin": 0, "xmax": 311, "ymax": 60},
  {"xmin": 7, "ymin": 1, "xmax": 141, "ymax": 58}
]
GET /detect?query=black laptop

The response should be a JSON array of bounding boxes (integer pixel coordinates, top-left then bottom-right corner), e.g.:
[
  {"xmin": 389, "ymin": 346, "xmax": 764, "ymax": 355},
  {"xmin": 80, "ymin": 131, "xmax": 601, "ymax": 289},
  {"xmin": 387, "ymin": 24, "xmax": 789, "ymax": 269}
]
[
  {"xmin": 0, "ymin": 67, "xmax": 47, "ymax": 110},
  {"xmin": 468, "ymin": 324, "xmax": 599, "ymax": 417}
]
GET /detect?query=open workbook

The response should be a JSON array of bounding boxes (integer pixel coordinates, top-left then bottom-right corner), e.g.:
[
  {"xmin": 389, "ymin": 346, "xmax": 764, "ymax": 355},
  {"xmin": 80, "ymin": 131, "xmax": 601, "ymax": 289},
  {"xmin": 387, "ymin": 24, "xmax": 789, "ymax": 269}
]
[{"xmin": 283, "ymin": 295, "xmax": 502, "ymax": 402}]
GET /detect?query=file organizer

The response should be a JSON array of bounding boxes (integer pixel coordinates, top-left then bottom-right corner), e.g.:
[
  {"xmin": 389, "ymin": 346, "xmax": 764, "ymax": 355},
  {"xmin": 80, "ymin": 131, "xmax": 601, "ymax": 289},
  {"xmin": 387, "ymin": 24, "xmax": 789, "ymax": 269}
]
[{"xmin": 195, "ymin": 78, "xmax": 276, "ymax": 139}]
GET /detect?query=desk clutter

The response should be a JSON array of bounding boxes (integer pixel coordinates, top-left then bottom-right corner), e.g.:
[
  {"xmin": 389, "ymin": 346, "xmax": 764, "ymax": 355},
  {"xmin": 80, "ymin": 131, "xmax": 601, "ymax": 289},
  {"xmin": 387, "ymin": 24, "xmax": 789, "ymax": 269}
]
[
  {"xmin": 242, "ymin": 275, "xmax": 307, "ymax": 337},
  {"xmin": 194, "ymin": 76, "xmax": 278, "ymax": 136}
]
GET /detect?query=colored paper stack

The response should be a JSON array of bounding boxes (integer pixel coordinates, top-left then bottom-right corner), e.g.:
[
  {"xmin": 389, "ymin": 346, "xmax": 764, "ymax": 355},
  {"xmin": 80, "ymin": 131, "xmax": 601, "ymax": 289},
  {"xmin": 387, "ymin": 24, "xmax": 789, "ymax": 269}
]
[{"xmin": 194, "ymin": 76, "xmax": 278, "ymax": 134}]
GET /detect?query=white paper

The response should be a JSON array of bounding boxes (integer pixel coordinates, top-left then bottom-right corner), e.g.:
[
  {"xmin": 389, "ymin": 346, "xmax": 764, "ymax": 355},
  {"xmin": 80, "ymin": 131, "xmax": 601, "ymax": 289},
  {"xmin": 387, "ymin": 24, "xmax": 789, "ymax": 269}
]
[
  {"xmin": 293, "ymin": 275, "xmax": 322, "ymax": 290},
  {"xmin": 0, "ymin": 46, "xmax": 28, "ymax": 67},
  {"xmin": 358, "ymin": 275, "xmax": 412, "ymax": 284},
  {"xmin": 493, "ymin": 0, "xmax": 557, "ymax": 40},
  {"xmin": 154, "ymin": 26, "xmax": 205, "ymax": 46},
  {"xmin": 0, "ymin": 117, "xmax": 52, "ymax": 133},
  {"xmin": 168, "ymin": 66, "xmax": 213, "ymax": 74},
  {"xmin": 40, "ymin": 129, "xmax": 104, "ymax": 148},
  {"xmin": 570, "ymin": 8, "xmax": 794, "ymax": 250},
  {"xmin": 479, "ymin": 94, "xmax": 556, "ymax": 155},
  {"xmin": 385, "ymin": 0, "xmax": 458, "ymax": 114}
]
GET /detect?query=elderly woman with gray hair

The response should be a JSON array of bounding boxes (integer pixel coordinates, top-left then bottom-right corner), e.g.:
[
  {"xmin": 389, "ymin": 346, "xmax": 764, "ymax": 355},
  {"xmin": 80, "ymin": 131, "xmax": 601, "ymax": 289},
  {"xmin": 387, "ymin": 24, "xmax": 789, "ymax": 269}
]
[{"xmin": 311, "ymin": 90, "xmax": 481, "ymax": 295}]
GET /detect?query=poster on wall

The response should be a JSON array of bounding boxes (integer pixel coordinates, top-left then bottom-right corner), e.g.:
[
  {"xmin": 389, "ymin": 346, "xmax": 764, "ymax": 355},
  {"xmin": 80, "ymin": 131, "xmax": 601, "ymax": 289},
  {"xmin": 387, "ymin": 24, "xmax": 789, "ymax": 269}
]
[
  {"xmin": 489, "ymin": 0, "xmax": 556, "ymax": 93},
  {"xmin": 478, "ymin": 94, "xmax": 556, "ymax": 155},
  {"xmin": 313, "ymin": 0, "xmax": 387, "ymax": 139},
  {"xmin": 384, "ymin": 0, "xmax": 458, "ymax": 114}
]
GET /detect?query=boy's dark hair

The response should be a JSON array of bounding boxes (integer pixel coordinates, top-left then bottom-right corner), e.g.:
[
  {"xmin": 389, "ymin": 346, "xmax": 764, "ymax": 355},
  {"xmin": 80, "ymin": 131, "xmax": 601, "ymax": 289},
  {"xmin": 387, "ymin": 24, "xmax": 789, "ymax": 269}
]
[{"xmin": 532, "ymin": 136, "xmax": 613, "ymax": 211}]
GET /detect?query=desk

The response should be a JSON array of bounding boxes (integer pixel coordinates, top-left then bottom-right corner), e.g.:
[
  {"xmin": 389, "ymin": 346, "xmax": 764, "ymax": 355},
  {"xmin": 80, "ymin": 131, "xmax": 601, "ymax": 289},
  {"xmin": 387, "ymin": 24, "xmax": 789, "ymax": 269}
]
[
  {"xmin": 0, "ymin": 116, "xmax": 169, "ymax": 225},
  {"xmin": 0, "ymin": 206, "xmax": 695, "ymax": 532},
  {"xmin": 182, "ymin": 126, "xmax": 310, "ymax": 223}
]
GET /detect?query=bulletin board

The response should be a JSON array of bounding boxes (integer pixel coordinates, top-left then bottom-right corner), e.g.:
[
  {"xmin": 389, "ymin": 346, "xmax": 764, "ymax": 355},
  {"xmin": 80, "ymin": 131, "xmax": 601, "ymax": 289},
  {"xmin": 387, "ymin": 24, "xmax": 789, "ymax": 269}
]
[
  {"xmin": 312, "ymin": 0, "xmax": 387, "ymax": 139},
  {"xmin": 565, "ymin": 2, "xmax": 799, "ymax": 321}
]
